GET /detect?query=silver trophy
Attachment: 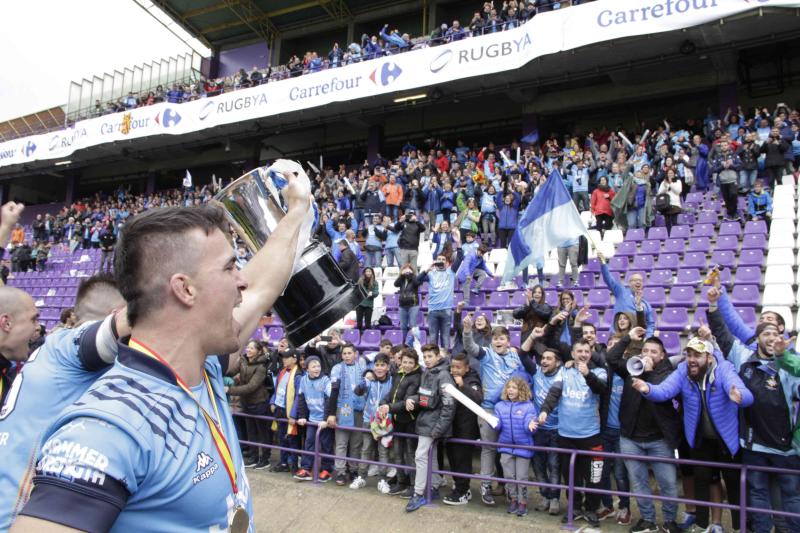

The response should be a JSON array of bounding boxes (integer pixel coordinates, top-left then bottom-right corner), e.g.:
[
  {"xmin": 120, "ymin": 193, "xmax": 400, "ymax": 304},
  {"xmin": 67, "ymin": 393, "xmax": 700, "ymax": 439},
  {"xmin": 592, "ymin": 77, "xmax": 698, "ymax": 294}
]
[{"xmin": 213, "ymin": 163, "xmax": 365, "ymax": 346}]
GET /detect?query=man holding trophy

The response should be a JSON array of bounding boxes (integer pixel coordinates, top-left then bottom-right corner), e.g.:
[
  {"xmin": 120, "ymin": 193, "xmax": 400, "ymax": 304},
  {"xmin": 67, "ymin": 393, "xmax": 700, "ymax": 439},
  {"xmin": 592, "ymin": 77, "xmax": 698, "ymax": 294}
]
[{"xmin": 13, "ymin": 161, "xmax": 362, "ymax": 532}]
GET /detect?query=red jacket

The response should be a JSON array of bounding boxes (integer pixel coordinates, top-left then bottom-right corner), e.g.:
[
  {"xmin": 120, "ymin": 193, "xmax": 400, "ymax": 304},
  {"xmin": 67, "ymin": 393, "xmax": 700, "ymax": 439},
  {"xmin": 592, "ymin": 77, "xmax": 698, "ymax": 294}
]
[{"xmin": 591, "ymin": 188, "xmax": 615, "ymax": 217}]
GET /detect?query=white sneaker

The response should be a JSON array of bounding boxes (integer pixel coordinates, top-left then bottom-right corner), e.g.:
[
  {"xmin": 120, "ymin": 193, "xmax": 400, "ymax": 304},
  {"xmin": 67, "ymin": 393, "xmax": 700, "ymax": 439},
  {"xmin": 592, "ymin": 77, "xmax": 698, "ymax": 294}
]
[
  {"xmin": 367, "ymin": 464, "xmax": 379, "ymax": 477},
  {"xmin": 386, "ymin": 467, "xmax": 397, "ymax": 478},
  {"xmin": 377, "ymin": 479, "xmax": 391, "ymax": 494},
  {"xmin": 349, "ymin": 476, "xmax": 367, "ymax": 489}
]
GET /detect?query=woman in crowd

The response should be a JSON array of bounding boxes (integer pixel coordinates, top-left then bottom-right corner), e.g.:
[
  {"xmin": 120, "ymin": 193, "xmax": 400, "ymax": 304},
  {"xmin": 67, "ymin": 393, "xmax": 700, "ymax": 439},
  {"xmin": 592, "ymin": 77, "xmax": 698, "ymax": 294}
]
[
  {"xmin": 394, "ymin": 263, "xmax": 421, "ymax": 341},
  {"xmin": 657, "ymin": 168, "xmax": 683, "ymax": 234},
  {"xmin": 513, "ymin": 284, "xmax": 552, "ymax": 346},
  {"xmin": 590, "ymin": 176, "xmax": 615, "ymax": 238},
  {"xmin": 226, "ymin": 340, "xmax": 271, "ymax": 470},
  {"xmin": 356, "ymin": 267, "xmax": 379, "ymax": 331}
]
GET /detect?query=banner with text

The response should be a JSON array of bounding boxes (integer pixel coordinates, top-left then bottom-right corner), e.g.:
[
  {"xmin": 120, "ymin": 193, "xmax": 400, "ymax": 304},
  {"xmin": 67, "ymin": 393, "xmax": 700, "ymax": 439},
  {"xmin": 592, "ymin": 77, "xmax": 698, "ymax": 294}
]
[{"xmin": 1, "ymin": 0, "xmax": 798, "ymax": 169}]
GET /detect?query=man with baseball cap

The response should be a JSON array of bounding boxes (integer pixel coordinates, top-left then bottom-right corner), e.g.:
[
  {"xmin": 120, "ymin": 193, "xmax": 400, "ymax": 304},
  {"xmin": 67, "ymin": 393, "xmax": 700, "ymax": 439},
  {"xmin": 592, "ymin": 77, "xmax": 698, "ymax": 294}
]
[
  {"xmin": 708, "ymin": 307, "xmax": 800, "ymax": 533},
  {"xmin": 632, "ymin": 336, "xmax": 753, "ymax": 533}
]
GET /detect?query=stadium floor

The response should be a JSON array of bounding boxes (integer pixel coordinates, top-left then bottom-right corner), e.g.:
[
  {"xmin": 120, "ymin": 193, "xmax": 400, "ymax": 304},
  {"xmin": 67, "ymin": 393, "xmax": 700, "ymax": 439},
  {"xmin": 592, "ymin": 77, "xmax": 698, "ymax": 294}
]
[{"xmin": 249, "ymin": 469, "xmax": 637, "ymax": 532}]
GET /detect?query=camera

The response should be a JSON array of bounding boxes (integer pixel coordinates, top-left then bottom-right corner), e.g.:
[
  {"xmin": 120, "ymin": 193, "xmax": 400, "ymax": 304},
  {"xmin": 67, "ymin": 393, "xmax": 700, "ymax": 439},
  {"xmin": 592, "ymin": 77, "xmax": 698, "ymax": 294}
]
[{"xmin": 405, "ymin": 214, "xmax": 412, "ymax": 222}]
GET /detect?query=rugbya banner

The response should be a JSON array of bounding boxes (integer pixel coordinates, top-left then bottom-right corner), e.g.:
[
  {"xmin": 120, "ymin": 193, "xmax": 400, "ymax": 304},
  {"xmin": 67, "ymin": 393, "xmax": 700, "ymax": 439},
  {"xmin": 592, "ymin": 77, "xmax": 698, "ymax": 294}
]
[{"xmin": 1, "ymin": 0, "xmax": 798, "ymax": 169}]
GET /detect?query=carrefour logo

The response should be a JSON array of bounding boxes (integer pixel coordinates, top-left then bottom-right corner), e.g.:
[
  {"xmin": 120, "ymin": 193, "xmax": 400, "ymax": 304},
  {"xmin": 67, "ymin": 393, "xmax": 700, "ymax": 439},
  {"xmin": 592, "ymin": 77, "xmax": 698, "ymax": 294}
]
[
  {"xmin": 429, "ymin": 34, "xmax": 532, "ymax": 73},
  {"xmin": 198, "ymin": 93, "xmax": 267, "ymax": 121},
  {"xmin": 369, "ymin": 62, "xmax": 402, "ymax": 87},
  {"xmin": 597, "ymin": 0, "xmax": 721, "ymax": 27},
  {"xmin": 22, "ymin": 140, "xmax": 36, "ymax": 157},
  {"xmin": 155, "ymin": 108, "xmax": 182, "ymax": 128},
  {"xmin": 100, "ymin": 114, "xmax": 151, "ymax": 135},
  {"xmin": 289, "ymin": 76, "xmax": 363, "ymax": 101},
  {"xmin": 0, "ymin": 148, "xmax": 16, "ymax": 161}
]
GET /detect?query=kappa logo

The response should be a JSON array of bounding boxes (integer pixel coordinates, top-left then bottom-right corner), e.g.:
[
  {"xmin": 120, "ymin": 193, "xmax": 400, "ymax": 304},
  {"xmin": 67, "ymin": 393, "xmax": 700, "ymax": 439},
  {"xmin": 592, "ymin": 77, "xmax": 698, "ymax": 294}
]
[
  {"xmin": 369, "ymin": 62, "xmax": 402, "ymax": 87},
  {"xmin": 196, "ymin": 451, "xmax": 214, "ymax": 472}
]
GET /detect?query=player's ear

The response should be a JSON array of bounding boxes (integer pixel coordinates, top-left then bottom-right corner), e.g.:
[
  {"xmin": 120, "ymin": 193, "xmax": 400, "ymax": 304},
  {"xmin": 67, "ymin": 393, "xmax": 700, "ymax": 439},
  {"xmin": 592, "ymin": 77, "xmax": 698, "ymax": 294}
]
[
  {"xmin": 0, "ymin": 313, "xmax": 12, "ymax": 332},
  {"xmin": 169, "ymin": 273, "xmax": 196, "ymax": 306}
]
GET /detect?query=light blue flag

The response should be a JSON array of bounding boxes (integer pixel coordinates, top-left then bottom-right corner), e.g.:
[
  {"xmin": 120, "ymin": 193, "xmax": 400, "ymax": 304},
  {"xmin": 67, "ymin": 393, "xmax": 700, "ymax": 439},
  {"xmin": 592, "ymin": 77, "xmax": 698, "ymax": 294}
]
[{"xmin": 502, "ymin": 168, "xmax": 587, "ymax": 283}]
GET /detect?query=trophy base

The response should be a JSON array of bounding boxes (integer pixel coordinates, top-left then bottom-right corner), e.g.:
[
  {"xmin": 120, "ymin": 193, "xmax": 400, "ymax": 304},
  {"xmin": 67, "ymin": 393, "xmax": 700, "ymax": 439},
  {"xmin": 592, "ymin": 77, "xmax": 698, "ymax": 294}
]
[{"xmin": 272, "ymin": 242, "xmax": 367, "ymax": 346}]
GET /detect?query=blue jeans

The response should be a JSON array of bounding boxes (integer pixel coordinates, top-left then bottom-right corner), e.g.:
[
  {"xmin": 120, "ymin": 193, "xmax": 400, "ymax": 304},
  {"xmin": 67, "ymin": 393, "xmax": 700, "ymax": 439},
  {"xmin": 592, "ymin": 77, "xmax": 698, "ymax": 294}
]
[
  {"xmin": 627, "ymin": 206, "xmax": 646, "ymax": 229},
  {"xmin": 354, "ymin": 208, "xmax": 365, "ymax": 226},
  {"xmin": 533, "ymin": 427, "xmax": 561, "ymax": 500},
  {"xmin": 601, "ymin": 427, "xmax": 630, "ymax": 510},
  {"xmin": 739, "ymin": 169, "xmax": 758, "ymax": 190},
  {"xmin": 385, "ymin": 247, "xmax": 401, "ymax": 267},
  {"xmin": 301, "ymin": 424, "xmax": 334, "ymax": 472},
  {"xmin": 619, "ymin": 437, "xmax": 678, "ymax": 523},
  {"xmin": 385, "ymin": 204, "xmax": 399, "ymax": 220},
  {"xmin": 275, "ymin": 406, "xmax": 300, "ymax": 467},
  {"xmin": 399, "ymin": 305, "xmax": 419, "ymax": 342},
  {"xmin": 742, "ymin": 449, "xmax": 800, "ymax": 533},
  {"xmin": 427, "ymin": 308, "xmax": 451, "ymax": 350},
  {"xmin": 365, "ymin": 249, "xmax": 382, "ymax": 268}
]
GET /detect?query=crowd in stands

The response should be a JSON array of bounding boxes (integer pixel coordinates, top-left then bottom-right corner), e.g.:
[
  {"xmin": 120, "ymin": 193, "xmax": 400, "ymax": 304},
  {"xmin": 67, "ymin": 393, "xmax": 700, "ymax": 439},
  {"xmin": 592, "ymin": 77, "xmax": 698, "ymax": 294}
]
[
  {"xmin": 87, "ymin": 0, "xmax": 593, "ymax": 118},
  {"xmin": 10, "ymin": 96, "xmax": 800, "ymax": 532}
]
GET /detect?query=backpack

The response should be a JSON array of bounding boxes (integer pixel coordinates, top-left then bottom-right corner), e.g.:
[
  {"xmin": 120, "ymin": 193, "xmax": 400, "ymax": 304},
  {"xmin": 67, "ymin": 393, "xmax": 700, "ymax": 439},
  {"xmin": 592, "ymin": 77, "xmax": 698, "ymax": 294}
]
[{"xmin": 655, "ymin": 193, "xmax": 671, "ymax": 212}]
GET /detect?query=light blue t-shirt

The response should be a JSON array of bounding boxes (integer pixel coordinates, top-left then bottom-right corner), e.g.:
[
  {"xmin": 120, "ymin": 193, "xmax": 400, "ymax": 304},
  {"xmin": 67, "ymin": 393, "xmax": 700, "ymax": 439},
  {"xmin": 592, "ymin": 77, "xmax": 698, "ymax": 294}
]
[
  {"xmin": 555, "ymin": 367, "xmax": 607, "ymax": 439},
  {"xmin": 425, "ymin": 269, "xmax": 455, "ymax": 311},
  {"xmin": 606, "ymin": 373, "xmax": 624, "ymax": 430},
  {"xmin": 533, "ymin": 368, "xmax": 564, "ymax": 430}
]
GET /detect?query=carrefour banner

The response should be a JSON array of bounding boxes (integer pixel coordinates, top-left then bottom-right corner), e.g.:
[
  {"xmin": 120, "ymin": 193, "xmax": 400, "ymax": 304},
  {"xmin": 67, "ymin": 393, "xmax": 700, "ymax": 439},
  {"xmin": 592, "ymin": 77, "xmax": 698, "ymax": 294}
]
[{"xmin": 2, "ymin": 0, "xmax": 798, "ymax": 169}]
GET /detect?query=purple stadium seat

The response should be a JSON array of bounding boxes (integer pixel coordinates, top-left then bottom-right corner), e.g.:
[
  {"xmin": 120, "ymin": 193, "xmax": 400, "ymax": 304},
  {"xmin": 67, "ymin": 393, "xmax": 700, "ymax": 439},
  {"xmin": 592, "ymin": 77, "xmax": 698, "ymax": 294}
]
[
  {"xmin": 587, "ymin": 288, "xmax": 611, "ymax": 309},
  {"xmin": 719, "ymin": 222, "xmax": 742, "ymax": 237},
  {"xmin": 676, "ymin": 213, "xmax": 695, "ymax": 226},
  {"xmin": 687, "ymin": 237, "xmax": 711, "ymax": 252},
  {"xmin": 738, "ymin": 249, "xmax": 765, "ymax": 268},
  {"xmin": 730, "ymin": 285, "xmax": 759, "ymax": 307},
  {"xmin": 744, "ymin": 220, "xmax": 768, "ymax": 235},
  {"xmin": 632, "ymin": 255, "xmax": 655, "ymax": 271},
  {"xmin": 741, "ymin": 234, "xmax": 767, "ymax": 250},
  {"xmin": 596, "ymin": 330, "xmax": 610, "ymax": 346},
  {"xmin": 615, "ymin": 241, "xmax": 637, "ymax": 257},
  {"xmin": 648, "ymin": 269, "xmax": 673, "ymax": 287},
  {"xmin": 667, "ymin": 285, "xmax": 696, "ymax": 307},
  {"xmin": 648, "ymin": 227, "xmax": 668, "ymax": 241},
  {"xmin": 639, "ymin": 240, "xmax": 661, "ymax": 255},
  {"xmin": 704, "ymin": 200, "xmax": 722, "ymax": 213},
  {"xmin": 600, "ymin": 309, "xmax": 615, "ymax": 330},
  {"xmin": 714, "ymin": 235, "xmax": 739, "ymax": 252},
  {"xmin": 267, "ymin": 327, "xmax": 284, "ymax": 343},
  {"xmin": 625, "ymin": 228, "xmax": 645, "ymax": 242},
  {"xmin": 659, "ymin": 331, "xmax": 681, "ymax": 355},
  {"xmin": 658, "ymin": 308, "xmax": 690, "ymax": 332},
  {"xmin": 419, "ymin": 294, "xmax": 428, "ymax": 309},
  {"xmin": 643, "ymin": 287, "xmax": 666, "ymax": 308},
  {"xmin": 656, "ymin": 253, "xmax": 680, "ymax": 270},
  {"xmin": 383, "ymin": 330, "xmax": 403, "ymax": 346},
  {"xmin": 342, "ymin": 328, "xmax": 361, "ymax": 345},
  {"xmin": 692, "ymin": 224, "xmax": 715, "ymax": 237},
  {"xmin": 608, "ymin": 256, "xmax": 629, "ymax": 273},
  {"xmin": 653, "ymin": 213, "xmax": 666, "ymax": 227},
  {"xmin": 718, "ymin": 267, "xmax": 732, "ymax": 286},
  {"xmin": 467, "ymin": 290, "xmax": 484, "ymax": 306},
  {"xmin": 510, "ymin": 291, "xmax": 528, "ymax": 308},
  {"xmin": 697, "ymin": 211, "xmax": 718, "ymax": 225},
  {"xmin": 545, "ymin": 290, "xmax": 559, "ymax": 307},
  {"xmin": 510, "ymin": 330, "xmax": 522, "ymax": 348},
  {"xmin": 483, "ymin": 277, "xmax": 500, "ymax": 291},
  {"xmin": 577, "ymin": 272, "xmax": 596, "ymax": 290},
  {"xmin": 686, "ymin": 192, "xmax": 705, "ymax": 204},
  {"xmin": 384, "ymin": 294, "xmax": 399, "ymax": 309},
  {"xmin": 663, "ymin": 239, "xmax": 685, "ymax": 254},
  {"xmin": 710, "ymin": 250, "xmax": 735, "ymax": 270},
  {"xmin": 734, "ymin": 266, "xmax": 761, "ymax": 285},
  {"xmin": 693, "ymin": 307, "xmax": 708, "ymax": 329},
  {"xmin": 419, "ymin": 282, "xmax": 429, "ymax": 294},
  {"xmin": 581, "ymin": 308, "xmax": 600, "ymax": 327},
  {"xmin": 485, "ymin": 292, "xmax": 510, "ymax": 310},
  {"xmin": 669, "ymin": 225, "xmax": 691, "ymax": 239},
  {"xmin": 584, "ymin": 258, "xmax": 602, "ymax": 274},
  {"xmin": 736, "ymin": 307, "xmax": 757, "ymax": 331},
  {"xmin": 683, "ymin": 252, "xmax": 707, "ymax": 270},
  {"xmin": 359, "ymin": 329, "xmax": 382, "ymax": 350},
  {"xmin": 675, "ymin": 268, "xmax": 702, "ymax": 286}
]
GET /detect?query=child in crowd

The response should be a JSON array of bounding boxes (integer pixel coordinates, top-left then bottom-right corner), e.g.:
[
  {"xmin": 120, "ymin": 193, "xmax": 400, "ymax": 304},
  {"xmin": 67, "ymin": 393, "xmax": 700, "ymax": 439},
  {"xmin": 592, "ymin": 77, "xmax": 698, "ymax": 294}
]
[
  {"xmin": 443, "ymin": 352, "xmax": 483, "ymax": 506},
  {"xmin": 380, "ymin": 348, "xmax": 422, "ymax": 497},
  {"xmin": 351, "ymin": 353, "xmax": 394, "ymax": 492},
  {"xmin": 269, "ymin": 349, "xmax": 303, "ymax": 473},
  {"xmin": 494, "ymin": 377, "xmax": 539, "ymax": 517},
  {"xmin": 326, "ymin": 343, "xmax": 368, "ymax": 485},
  {"xmin": 405, "ymin": 344, "xmax": 456, "ymax": 512},
  {"xmin": 294, "ymin": 356, "xmax": 333, "ymax": 482}
]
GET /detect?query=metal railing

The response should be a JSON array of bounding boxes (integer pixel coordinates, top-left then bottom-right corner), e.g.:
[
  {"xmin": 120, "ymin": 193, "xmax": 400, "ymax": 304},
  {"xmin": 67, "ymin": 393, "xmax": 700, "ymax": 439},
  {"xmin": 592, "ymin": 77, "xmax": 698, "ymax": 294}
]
[{"xmin": 235, "ymin": 413, "xmax": 800, "ymax": 531}]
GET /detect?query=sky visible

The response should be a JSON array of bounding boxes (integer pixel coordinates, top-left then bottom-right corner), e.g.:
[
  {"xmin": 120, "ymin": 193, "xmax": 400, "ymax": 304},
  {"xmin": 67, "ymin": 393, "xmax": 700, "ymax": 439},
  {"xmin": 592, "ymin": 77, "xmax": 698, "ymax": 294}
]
[{"xmin": 0, "ymin": 0, "xmax": 197, "ymax": 122}]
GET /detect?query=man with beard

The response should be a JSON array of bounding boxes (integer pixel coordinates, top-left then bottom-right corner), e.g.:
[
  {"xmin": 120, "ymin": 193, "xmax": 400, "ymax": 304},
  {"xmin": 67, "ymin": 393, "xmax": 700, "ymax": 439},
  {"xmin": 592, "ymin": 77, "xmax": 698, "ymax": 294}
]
[{"xmin": 632, "ymin": 337, "xmax": 753, "ymax": 533}]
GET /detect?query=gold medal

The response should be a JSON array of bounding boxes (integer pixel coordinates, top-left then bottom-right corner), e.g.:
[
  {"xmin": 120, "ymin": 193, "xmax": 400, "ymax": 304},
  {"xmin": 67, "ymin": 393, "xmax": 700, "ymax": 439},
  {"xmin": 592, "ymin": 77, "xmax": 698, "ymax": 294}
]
[{"xmin": 230, "ymin": 506, "xmax": 249, "ymax": 533}]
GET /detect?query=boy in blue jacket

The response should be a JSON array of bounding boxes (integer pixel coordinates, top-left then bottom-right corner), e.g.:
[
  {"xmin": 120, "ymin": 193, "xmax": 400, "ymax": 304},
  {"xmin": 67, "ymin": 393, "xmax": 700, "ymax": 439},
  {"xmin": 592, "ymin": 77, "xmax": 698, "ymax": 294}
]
[
  {"xmin": 350, "ymin": 353, "xmax": 393, "ymax": 492},
  {"xmin": 632, "ymin": 337, "xmax": 753, "ymax": 533},
  {"xmin": 270, "ymin": 349, "xmax": 303, "ymax": 473},
  {"xmin": 294, "ymin": 356, "xmax": 333, "ymax": 482},
  {"xmin": 325, "ymin": 343, "xmax": 368, "ymax": 486}
]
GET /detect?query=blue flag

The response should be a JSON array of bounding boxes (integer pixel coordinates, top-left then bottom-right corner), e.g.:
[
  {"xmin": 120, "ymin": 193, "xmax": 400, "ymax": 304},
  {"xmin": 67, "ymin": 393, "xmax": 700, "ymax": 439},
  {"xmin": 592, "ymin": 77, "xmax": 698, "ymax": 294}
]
[{"xmin": 502, "ymin": 169, "xmax": 587, "ymax": 282}]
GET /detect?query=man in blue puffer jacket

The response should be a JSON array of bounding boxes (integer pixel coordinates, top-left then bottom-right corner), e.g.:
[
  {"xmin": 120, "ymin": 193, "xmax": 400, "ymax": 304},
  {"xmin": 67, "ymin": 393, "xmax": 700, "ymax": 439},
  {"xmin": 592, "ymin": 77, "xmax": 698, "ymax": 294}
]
[
  {"xmin": 463, "ymin": 317, "xmax": 523, "ymax": 507},
  {"xmin": 632, "ymin": 337, "xmax": 753, "ymax": 533},
  {"xmin": 710, "ymin": 282, "xmax": 787, "ymax": 350}
]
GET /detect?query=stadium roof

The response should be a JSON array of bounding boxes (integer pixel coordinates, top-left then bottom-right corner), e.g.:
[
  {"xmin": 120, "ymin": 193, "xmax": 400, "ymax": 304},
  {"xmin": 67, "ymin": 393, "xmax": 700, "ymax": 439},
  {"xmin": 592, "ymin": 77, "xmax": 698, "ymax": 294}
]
[{"xmin": 147, "ymin": 0, "xmax": 405, "ymax": 49}]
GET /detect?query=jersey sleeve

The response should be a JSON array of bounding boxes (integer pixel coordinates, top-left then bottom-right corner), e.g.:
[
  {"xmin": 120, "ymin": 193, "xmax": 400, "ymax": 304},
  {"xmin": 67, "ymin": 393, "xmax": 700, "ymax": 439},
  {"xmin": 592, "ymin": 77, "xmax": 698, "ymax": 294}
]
[
  {"xmin": 21, "ymin": 416, "xmax": 146, "ymax": 532},
  {"xmin": 71, "ymin": 314, "xmax": 120, "ymax": 372}
]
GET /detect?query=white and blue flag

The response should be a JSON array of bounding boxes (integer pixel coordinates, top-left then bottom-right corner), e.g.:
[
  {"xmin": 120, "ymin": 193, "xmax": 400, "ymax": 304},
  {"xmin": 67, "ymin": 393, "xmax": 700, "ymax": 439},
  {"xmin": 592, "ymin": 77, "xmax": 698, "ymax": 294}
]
[{"xmin": 502, "ymin": 169, "xmax": 587, "ymax": 282}]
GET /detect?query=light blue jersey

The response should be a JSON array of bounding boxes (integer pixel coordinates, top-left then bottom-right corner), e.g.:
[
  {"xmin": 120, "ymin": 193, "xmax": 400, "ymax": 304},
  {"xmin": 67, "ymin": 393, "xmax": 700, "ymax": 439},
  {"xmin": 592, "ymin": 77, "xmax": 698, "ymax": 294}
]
[
  {"xmin": 532, "ymin": 367, "xmax": 563, "ymax": 431},
  {"xmin": 19, "ymin": 342, "xmax": 254, "ymax": 533},
  {"xmin": 297, "ymin": 375, "xmax": 331, "ymax": 423},
  {"xmin": 554, "ymin": 367, "xmax": 607, "ymax": 439},
  {"xmin": 0, "ymin": 318, "xmax": 117, "ymax": 530},
  {"xmin": 606, "ymin": 373, "xmax": 624, "ymax": 430}
]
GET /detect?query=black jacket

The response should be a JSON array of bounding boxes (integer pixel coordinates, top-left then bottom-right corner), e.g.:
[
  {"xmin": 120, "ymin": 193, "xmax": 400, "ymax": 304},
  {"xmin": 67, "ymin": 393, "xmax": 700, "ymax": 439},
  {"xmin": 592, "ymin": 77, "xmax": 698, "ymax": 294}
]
[
  {"xmin": 606, "ymin": 335, "xmax": 683, "ymax": 449},
  {"xmin": 394, "ymin": 220, "xmax": 425, "ymax": 250},
  {"xmin": 409, "ymin": 359, "xmax": 456, "ymax": 438},
  {"xmin": 338, "ymin": 247, "xmax": 360, "ymax": 282},
  {"xmin": 450, "ymin": 369, "xmax": 482, "ymax": 439},
  {"xmin": 304, "ymin": 342, "xmax": 342, "ymax": 378},
  {"xmin": 760, "ymin": 137, "xmax": 789, "ymax": 167},
  {"xmin": 381, "ymin": 365, "xmax": 422, "ymax": 428},
  {"xmin": 394, "ymin": 273, "xmax": 421, "ymax": 308}
]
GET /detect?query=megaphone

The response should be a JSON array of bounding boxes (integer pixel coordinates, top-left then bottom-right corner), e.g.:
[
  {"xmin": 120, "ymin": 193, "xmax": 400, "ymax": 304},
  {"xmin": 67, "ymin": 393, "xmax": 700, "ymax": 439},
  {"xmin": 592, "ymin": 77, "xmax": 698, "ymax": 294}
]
[{"xmin": 627, "ymin": 356, "xmax": 645, "ymax": 377}]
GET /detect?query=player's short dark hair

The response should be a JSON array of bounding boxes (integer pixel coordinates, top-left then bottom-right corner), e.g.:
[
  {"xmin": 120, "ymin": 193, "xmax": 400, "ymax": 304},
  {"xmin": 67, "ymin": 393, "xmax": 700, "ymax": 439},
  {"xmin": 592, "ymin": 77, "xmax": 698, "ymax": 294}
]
[
  {"xmin": 400, "ymin": 348, "xmax": 417, "ymax": 361},
  {"xmin": 643, "ymin": 336, "xmax": 665, "ymax": 355},
  {"xmin": 74, "ymin": 273, "xmax": 122, "ymax": 322},
  {"xmin": 451, "ymin": 352, "xmax": 470, "ymax": 364},
  {"xmin": 341, "ymin": 342, "xmax": 356, "ymax": 353},
  {"xmin": 582, "ymin": 322, "xmax": 597, "ymax": 333},
  {"xmin": 115, "ymin": 206, "xmax": 227, "ymax": 327}
]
